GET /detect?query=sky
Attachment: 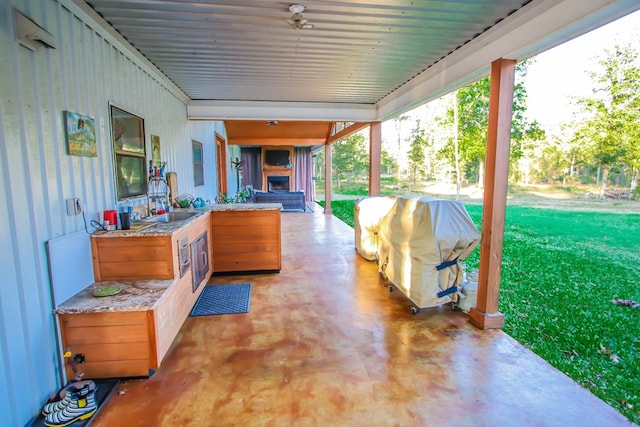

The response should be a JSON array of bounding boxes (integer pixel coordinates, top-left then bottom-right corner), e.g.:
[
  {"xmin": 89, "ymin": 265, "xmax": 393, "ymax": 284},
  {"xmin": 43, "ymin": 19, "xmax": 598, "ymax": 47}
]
[
  {"xmin": 381, "ymin": 9, "xmax": 640, "ymax": 148},
  {"xmin": 525, "ymin": 9, "xmax": 640, "ymax": 133}
]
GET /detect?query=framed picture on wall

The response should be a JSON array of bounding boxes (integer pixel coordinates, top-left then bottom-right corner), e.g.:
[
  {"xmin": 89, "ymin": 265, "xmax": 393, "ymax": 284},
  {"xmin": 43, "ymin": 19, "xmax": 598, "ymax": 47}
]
[
  {"xmin": 65, "ymin": 111, "xmax": 97, "ymax": 157},
  {"xmin": 151, "ymin": 135, "xmax": 161, "ymax": 167},
  {"xmin": 110, "ymin": 105, "xmax": 146, "ymax": 200},
  {"xmin": 193, "ymin": 140, "xmax": 204, "ymax": 186},
  {"xmin": 111, "ymin": 106, "xmax": 145, "ymax": 154}
]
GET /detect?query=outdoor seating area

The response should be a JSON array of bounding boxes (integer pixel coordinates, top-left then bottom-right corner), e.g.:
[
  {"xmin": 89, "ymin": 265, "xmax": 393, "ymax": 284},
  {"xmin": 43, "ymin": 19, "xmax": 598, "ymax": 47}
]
[
  {"xmin": 253, "ymin": 190, "xmax": 306, "ymax": 211},
  {"xmin": 86, "ymin": 208, "xmax": 631, "ymax": 426}
]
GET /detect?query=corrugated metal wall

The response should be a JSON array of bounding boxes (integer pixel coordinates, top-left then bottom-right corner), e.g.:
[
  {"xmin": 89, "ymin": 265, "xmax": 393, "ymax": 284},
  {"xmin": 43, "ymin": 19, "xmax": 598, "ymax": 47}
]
[{"xmin": 0, "ymin": 1, "xmax": 224, "ymax": 424}]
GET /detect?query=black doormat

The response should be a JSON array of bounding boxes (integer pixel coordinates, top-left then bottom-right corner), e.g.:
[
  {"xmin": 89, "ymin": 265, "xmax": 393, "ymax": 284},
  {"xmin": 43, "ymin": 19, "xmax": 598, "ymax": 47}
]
[
  {"xmin": 190, "ymin": 283, "xmax": 252, "ymax": 316},
  {"xmin": 28, "ymin": 378, "xmax": 120, "ymax": 427}
]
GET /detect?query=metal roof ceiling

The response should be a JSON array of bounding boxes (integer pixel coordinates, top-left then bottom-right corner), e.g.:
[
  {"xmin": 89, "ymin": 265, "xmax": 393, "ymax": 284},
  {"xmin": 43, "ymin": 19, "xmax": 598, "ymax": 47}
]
[
  {"xmin": 86, "ymin": 0, "xmax": 529, "ymax": 104},
  {"xmin": 81, "ymin": 0, "xmax": 640, "ymax": 121}
]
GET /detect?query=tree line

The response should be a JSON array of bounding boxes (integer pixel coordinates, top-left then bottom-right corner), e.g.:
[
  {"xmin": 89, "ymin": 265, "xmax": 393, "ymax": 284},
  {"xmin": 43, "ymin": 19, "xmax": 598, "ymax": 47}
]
[{"xmin": 317, "ymin": 43, "xmax": 640, "ymax": 199}]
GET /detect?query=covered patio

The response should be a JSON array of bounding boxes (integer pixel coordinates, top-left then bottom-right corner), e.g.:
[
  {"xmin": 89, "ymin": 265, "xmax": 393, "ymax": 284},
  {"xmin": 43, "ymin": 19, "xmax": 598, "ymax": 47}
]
[
  {"xmin": 90, "ymin": 209, "xmax": 631, "ymax": 426},
  {"xmin": 4, "ymin": 1, "xmax": 640, "ymax": 424}
]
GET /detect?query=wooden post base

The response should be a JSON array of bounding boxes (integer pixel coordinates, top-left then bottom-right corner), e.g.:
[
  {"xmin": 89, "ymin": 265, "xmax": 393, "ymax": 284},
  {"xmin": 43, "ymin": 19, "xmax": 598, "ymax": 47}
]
[
  {"xmin": 324, "ymin": 208, "xmax": 332, "ymax": 215},
  {"xmin": 469, "ymin": 308, "xmax": 505, "ymax": 329}
]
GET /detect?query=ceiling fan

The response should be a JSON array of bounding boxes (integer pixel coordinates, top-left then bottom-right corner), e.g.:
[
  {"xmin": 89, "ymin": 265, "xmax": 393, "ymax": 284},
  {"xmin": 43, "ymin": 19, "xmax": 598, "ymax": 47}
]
[{"xmin": 286, "ymin": 4, "xmax": 314, "ymax": 30}]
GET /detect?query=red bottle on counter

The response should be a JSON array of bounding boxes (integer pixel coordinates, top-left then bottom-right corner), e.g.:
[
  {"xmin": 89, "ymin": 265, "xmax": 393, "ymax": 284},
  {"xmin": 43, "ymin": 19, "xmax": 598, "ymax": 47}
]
[{"xmin": 103, "ymin": 210, "xmax": 117, "ymax": 228}]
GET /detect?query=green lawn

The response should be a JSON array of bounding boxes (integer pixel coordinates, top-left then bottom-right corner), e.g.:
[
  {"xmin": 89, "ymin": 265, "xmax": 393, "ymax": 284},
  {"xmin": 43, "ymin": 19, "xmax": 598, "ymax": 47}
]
[{"xmin": 319, "ymin": 199, "xmax": 640, "ymax": 424}]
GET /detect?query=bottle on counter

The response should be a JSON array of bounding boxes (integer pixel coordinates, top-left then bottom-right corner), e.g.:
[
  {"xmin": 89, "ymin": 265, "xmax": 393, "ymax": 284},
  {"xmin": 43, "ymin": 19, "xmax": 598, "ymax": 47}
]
[{"xmin": 157, "ymin": 199, "xmax": 166, "ymax": 215}]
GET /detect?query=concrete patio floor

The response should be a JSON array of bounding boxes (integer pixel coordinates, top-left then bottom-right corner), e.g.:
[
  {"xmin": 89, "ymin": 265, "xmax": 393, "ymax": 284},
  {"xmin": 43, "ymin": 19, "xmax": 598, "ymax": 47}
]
[{"xmin": 90, "ymin": 207, "xmax": 634, "ymax": 426}]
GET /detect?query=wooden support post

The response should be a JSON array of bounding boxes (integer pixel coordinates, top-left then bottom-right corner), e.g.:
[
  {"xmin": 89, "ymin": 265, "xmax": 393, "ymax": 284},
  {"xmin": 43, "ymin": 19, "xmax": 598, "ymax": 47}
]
[
  {"xmin": 470, "ymin": 58, "xmax": 516, "ymax": 330},
  {"xmin": 324, "ymin": 144, "xmax": 332, "ymax": 214},
  {"xmin": 369, "ymin": 122, "xmax": 382, "ymax": 196}
]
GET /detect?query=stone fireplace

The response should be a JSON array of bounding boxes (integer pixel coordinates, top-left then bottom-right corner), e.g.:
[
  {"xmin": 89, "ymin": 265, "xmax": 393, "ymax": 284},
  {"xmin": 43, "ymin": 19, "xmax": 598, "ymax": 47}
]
[{"xmin": 267, "ymin": 175, "xmax": 290, "ymax": 192}]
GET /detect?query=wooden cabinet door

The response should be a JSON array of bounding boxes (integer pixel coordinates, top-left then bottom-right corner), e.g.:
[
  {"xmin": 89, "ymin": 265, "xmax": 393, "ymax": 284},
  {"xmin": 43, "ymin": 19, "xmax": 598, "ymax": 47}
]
[{"xmin": 211, "ymin": 210, "xmax": 281, "ymax": 272}]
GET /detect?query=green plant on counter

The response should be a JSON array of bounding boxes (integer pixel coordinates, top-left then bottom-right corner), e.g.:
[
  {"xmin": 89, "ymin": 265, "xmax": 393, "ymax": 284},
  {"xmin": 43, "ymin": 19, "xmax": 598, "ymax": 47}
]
[
  {"xmin": 217, "ymin": 192, "xmax": 233, "ymax": 204},
  {"xmin": 236, "ymin": 186, "xmax": 252, "ymax": 203},
  {"xmin": 217, "ymin": 187, "xmax": 252, "ymax": 204},
  {"xmin": 175, "ymin": 194, "xmax": 194, "ymax": 208}
]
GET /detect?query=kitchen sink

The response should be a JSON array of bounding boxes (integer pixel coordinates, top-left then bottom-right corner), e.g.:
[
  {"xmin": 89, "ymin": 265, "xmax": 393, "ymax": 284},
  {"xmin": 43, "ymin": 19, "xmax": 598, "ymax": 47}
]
[{"xmin": 147, "ymin": 211, "xmax": 199, "ymax": 223}]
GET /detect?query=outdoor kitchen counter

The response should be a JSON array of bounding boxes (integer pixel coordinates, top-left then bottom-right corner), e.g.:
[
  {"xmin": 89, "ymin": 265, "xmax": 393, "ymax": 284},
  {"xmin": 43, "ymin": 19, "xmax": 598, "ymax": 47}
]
[
  {"xmin": 206, "ymin": 202, "xmax": 282, "ymax": 211},
  {"xmin": 90, "ymin": 203, "xmax": 282, "ymax": 238},
  {"xmin": 54, "ymin": 279, "xmax": 175, "ymax": 314},
  {"xmin": 208, "ymin": 204, "xmax": 283, "ymax": 273},
  {"xmin": 58, "ymin": 212, "xmax": 215, "ymax": 379},
  {"xmin": 90, "ymin": 209, "xmax": 207, "ymax": 237},
  {"xmin": 89, "ymin": 203, "xmax": 283, "ymax": 281},
  {"xmin": 56, "ymin": 277, "xmax": 184, "ymax": 379},
  {"xmin": 57, "ymin": 203, "xmax": 283, "ymax": 379}
]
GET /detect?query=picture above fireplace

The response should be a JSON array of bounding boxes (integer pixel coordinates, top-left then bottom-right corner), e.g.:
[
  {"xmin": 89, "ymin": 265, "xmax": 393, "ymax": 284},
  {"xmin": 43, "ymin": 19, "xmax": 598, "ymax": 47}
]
[{"xmin": 264, "ymin": 149, "xmax": 290, "ymax": 166}]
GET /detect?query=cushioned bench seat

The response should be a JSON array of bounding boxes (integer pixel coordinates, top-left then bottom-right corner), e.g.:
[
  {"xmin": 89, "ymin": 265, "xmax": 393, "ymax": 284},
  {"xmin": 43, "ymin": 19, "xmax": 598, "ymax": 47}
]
[{"xmin": 254, "ymin": 191, "xmax": 306, "ymax": 212}]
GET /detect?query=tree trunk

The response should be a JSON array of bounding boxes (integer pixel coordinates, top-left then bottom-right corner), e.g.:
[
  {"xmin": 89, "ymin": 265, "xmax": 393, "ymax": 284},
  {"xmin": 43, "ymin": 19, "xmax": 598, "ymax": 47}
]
[
  {"xmin": 599, "ymin": 167, "xmax": 608, "ymax": 198},
  {"xmin": 396, "ymin": 152, "xmax": 401, "ymax": 184},
  {"xmin": 477, "ymin": 160, "xmax": 485, "ymax": 187},
  {"xmin": 570, "ymin": 155, "xmax": 575, "ymax": 177},
  {"xmin": 394, "ymin": 119, "xmax": 405, "ymax": 185},
  {"xmin": 630, "ymin": 166, "xmax": 638, "ymax": 199},
  {"xmin": 453, "ymin": 97, "xmax": 461, "ymax": 200},
  {"xmin": 596, "ymin": 166, "xmax": 601, "ymax": 185}
]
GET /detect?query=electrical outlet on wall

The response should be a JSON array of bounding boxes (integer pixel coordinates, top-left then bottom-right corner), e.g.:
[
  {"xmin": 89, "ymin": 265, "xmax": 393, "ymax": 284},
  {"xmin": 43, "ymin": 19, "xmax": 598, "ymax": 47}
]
[{"xmin": 66, "ymin": 198, "xmax": 82, "ymax": 216}]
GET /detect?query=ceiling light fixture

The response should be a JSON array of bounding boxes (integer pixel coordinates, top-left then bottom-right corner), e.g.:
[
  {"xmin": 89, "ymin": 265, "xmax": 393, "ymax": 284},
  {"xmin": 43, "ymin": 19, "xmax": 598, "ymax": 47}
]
[{"xmin": 286, "ymin": 4, "xmax": 314, "ymax": 30}]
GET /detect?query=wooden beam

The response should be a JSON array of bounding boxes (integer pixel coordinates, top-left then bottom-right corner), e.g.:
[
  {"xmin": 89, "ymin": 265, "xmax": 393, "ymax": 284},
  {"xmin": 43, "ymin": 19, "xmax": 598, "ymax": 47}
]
[
  {"xmin": 326, "ymin": 122, "xmax": 369, "ymax": 145},
  {"xmin": 324, "ymin": 144, "xmax": 332, "ymax": 214},
  {"xmin": 227, "ymin": 138, "xmax": 325, "ymax": 146},
  {"xmin": 369, "ymin": 122, "xmax": 381, "ymax": 196},
  {"xmin": 470, "ymin": 58, "xmax": 516, "ymax": 330},
  {"xmin": 215, "ymin": 134, "xmax": 228, "ymax": 195},
  {"xmin": 325, "ymin": 122, "xmax": 334, "ymax": 141}
]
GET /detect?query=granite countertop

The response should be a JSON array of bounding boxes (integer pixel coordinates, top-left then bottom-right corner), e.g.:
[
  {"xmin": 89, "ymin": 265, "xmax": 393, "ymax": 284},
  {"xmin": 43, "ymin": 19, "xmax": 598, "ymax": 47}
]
[
  {"xmin": 92, "ymin": 203, "xmax": 283, "ymax": 238},
  {"xmin": 55, "ymin": 279, "xmax": 176, "ymax": 314},
  {"xmin": 206, "ymin": 202, "xmax": 282, "ymax": 211}
]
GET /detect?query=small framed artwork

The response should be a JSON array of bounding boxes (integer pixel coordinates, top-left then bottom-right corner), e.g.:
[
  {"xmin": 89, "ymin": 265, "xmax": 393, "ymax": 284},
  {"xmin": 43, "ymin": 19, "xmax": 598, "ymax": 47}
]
[
  {"xmin": 151, "ymin": 135, "xmax": 161, "ymax": 167},
  {"xmin": 65, "ymin": 111, "xmax": 97, "ymax": 157},
  {"xmin": 110, "ymin": 106, "xmax": 145, "ymax": 154},
  {"xmin": 193, "ymin": 140, "xmax": 204, "ymax": 186}
]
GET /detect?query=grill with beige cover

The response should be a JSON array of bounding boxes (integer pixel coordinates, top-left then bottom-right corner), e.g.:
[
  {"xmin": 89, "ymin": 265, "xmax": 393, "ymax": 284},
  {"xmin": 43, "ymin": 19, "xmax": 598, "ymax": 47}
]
[{"xmin": 358, "ymin": 196, "xmax": 480, "ymax": 313}]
